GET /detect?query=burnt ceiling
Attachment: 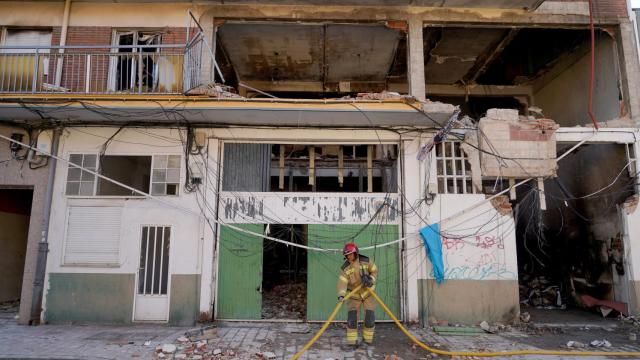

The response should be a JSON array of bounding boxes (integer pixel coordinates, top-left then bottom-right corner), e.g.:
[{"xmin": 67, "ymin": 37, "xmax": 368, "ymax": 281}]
[
  {"xmin": 218, "ymin": 23, "xmax": 402, "ymax": 83},
  {"xmin": 215, "ymin": 22, "xmax": 594, "ymax": 95}
]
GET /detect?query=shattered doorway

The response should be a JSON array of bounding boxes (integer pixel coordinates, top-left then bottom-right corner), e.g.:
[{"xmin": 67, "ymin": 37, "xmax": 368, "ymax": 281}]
[
  {"xmin": 0, "ymin": 188, "xmax": 33, "ymax": 315},
  {"xmin": 514, "ymin": 143, "xmax": 636, "ymax": 322},
  {"xmin": 261, "ymin": 224, "xmax": 307, "ymax": 320}
]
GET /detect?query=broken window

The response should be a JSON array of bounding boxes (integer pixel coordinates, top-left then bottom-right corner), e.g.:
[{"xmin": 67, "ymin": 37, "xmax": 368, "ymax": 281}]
[
  {"xmin": 110, "ymin": 31, "xmax": 161, "ymax": 92},
  {"xmin": 65, "ymin": 154, "xmax": 180, "ymax": 197},
  {"xmin": 151, "ymin": 155, "xmax": 181, "ymax": 195},
  {"xmin": 436, "ymin": 141, "xmax": 474, "ymax": 194},
  {"xmin": 66, "ymin": 154, "xmax": 97, "ymax": 196},
  {"xmin": 267, "ymin": 144, "xmax": 397, "ymax": 193}
]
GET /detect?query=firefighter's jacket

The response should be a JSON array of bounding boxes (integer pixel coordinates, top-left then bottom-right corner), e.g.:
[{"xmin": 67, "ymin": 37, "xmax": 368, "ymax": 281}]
[{"xmin": 337, "ymin": 254, "xmax": 378, "ymax": 300}]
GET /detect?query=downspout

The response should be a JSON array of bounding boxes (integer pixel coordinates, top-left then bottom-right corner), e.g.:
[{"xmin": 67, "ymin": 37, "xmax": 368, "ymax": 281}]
[
  {"xmin": 29, "ymin": 128, "xmax": 61, "ymax": 324},
  {"xmin": 54, "ymin": 0, "xmax": 71, "ymax": 87}
]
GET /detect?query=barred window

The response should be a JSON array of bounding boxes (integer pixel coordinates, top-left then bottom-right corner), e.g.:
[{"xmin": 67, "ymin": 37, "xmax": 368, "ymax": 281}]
[{"xmin": 435, "ymin": 141, "xmax": 475, "ymax": 194}]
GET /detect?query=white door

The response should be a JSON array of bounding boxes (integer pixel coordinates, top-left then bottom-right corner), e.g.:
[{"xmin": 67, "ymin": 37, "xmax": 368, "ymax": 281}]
[{"xmin": 134, "ymin": 226, "xmax": 171, "ymax": 321}]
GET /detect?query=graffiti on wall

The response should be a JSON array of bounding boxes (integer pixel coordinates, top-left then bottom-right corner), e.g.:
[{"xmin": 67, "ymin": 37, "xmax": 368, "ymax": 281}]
[{"xmin": 439, "ymin": 235, "xmax": 516, "ymax": 280}]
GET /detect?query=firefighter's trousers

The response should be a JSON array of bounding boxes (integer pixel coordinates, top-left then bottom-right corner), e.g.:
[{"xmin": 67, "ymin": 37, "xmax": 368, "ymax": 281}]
[{"xmin": 346, "ymin": 292, "xmax": 376, "ymax": 345}]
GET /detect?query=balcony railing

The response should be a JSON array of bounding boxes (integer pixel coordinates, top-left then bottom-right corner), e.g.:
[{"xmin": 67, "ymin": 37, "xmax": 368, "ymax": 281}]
[{"xmin": 0, "ymin": 41, "xmax": 205, "ymax": 95}]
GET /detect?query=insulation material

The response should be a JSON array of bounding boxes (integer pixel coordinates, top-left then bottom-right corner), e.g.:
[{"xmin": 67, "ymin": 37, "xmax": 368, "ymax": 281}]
[{"xmin": 479, "ymin": 109, "xmax": 559, "ymax": 178}]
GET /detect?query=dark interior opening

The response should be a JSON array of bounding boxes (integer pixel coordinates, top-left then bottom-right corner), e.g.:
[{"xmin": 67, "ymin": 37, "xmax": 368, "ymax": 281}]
[
  {"xmin": 261, "ymin": 224, "xmax": 308, "ymax": 320},
  {"xmin": 512, "ymin": 143, "xmax": 636, "ymax": 321},
  {"xmin": 0, "ymin": 188, "xmax": 33, "ymax": 314}
]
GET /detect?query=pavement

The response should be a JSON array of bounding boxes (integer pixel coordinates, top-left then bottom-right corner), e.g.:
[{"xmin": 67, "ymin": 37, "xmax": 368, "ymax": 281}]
[{"xmin": 3, "ymin": 308, "xmax": 640, "ymax": 360}]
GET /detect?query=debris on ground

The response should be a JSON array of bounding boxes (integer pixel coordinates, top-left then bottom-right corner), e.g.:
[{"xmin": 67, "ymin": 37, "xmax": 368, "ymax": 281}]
[
  {"xmin": 566, "ymin": 340, "xmax": 586, "ymax": 348},
  {"xmin": 262, "ymin": 282, "xmax": 306, "ymax": 319},
  {"xmin": 515, "ymin": 323, "xmax": 565, "ymax": 336},
  {"xmin": 519, "ymin": 275, "xmax": 564, "ymax": 309},
  {"xmin": 0, "ymin": 299, "xmax": 19, "ymax": 313},
  {"xmin": 590, "ymin": 339, "xmax": 612, "ymax": 348},
  {"xmin": 520, "ymin": 312, "xmax": 531, "ymax": 323}
]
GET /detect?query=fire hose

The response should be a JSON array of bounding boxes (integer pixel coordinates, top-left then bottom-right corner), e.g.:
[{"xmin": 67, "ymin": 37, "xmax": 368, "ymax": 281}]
[{"xmin": 291, "ymin": 286, "xmax": 640, "ymax": 359}]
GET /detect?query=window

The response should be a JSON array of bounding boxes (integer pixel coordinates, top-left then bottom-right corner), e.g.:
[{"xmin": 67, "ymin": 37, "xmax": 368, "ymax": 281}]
[
  {"xmin": 66, "ymin": 154, "xmax": 97, "ymax": 196},
  {"xmin": 110, "ymin": 31, "xmax": 161, "ymax": 92},
  {"xmin": 65, "ymin": 154, "xmax": 180, "ymax": 197},
  {"xmin": 64, "ymin": 206, "xmax": 121, "ymax": 265},
  {"xmin": 1, "ymin": 29, "xmax": 52, "ymax": 91},
  {"xmin": 435, "ymin": 141, "xmax": 474, "ymax": 194},
  {"xmin": 151, "ymin": 155, "xmax": 181, "ymax": 195}
]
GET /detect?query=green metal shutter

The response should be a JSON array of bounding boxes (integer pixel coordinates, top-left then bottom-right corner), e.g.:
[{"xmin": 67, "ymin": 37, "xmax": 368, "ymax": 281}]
[
  {"xmin": 216, "ymin": 224, "xmax": 264, "ymax": 320},
  {"xmin": 307, "ymin": 224, "xmax": 400, "ymax": 321}
]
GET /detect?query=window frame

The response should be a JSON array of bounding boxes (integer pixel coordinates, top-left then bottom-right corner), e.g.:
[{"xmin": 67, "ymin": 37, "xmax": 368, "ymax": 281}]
[
  {"xmin": 64, "ymin": 152, "xmax": 182, "ymax": 198},
  {"xmin": 435, "ymin": 140, "xmax": 475, "ymax": 195}
]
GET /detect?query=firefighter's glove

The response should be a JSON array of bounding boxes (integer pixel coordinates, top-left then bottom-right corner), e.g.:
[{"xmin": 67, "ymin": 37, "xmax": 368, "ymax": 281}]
[
  {"xmin": 338, "ymin": 296, "xmax": 345, "ymax": 302},
  {"xmin": 362, "ymin": 274, "xmax": 373, "ymax": 288}
]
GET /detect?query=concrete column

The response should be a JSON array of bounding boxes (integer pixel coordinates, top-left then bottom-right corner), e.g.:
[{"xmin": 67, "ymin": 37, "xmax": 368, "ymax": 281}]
[
  {"xmin": 199, "ymin": 137, "xmax": 219, "ymax": 319},
  {"xmin": 618, "ymin": 20, "xmax": 640, "ymax": 126},
  {"xmin": 402, "ymin": 137, "xmax": 428, "ymax": 322},
  {"xmin": 198, "ymin": 12, "xmax": 216, "ymax": 85},
  {"xmin": 406, "ymin": 17, "xmax": 426, "ymax": 102}
]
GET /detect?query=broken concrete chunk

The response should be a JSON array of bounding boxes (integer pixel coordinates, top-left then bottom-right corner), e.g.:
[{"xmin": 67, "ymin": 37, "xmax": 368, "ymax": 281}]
[
  {"xmin": 520, "ymin": 312, "xmax": 531, "ymax": 323},
  {"xmin": 566, "ymin": 341, "xmax": 586, "ymax": 348},
  {"xmin": 262, "ymin": 351, "xmax": 277, "ymax": 359},
  {"xmin": 213, "ymin": 349, "xmax": 222, "ymax": 355},
  {"xmin": 590, "ymin": 339, "xmax": 612, "ymax": 348},
  {"xmin": 486, "ymin": 108, "xmax": 519, "ymax": 122},
  {"xmin": 177, "ymin": 336, "xmax": 189, "ymax": 343},
  {"xmin": 174, "ymin": 354, "xmax": 187, "ymax": 359},
  {"xmin": 157, "ymin": 353, "xmax": 166, "ymax": 359},
  {"xmin": 191, "ymin": 356, "xmax": 203, "ymax": 360},
  {"xmin": 161, "ymin": 344, "xmax": 176, "ymax": 354},
  {"xmin": 480, "ymin": 321, "xmax": 491, "ymax": 332}
]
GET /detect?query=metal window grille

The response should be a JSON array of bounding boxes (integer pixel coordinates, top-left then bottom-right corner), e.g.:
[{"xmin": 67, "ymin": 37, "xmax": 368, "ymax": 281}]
[
  {"xmin": 65, "ymin": 154, "xmax": 97, "ymax": 195},
  {"xmin": 138, "ymin": 226, "xmax": 170, "ymax": 295},
  {"xmin": 435, "ymin": 141, "xmax": 475, "ymax": 194},
  {"xmin": 151, "ymin": 155, "xmax": 181, "ymax": 195}
]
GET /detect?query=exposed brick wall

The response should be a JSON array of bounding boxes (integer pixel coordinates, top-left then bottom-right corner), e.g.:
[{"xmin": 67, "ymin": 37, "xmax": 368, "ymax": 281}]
[{"xmin": 47, "ymin": 27, "xmax": 188, "ymax": 92}]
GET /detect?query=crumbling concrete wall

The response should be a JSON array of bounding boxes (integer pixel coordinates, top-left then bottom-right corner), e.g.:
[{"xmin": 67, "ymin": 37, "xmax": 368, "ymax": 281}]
[{"xmin": 533, "ymin": 36, "xmax": 621, "ymax": 127}]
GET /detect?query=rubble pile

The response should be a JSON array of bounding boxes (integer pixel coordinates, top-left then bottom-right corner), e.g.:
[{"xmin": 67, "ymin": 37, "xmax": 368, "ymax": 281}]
[
  {"xmin": 519, "ymin": 275, "xmax": 564, "ymax": 309},
  {"xmin": 262, "ymin": 282, "xmax": 306, "ymax": 319},
  {"xmin": 0, "ymin": 299, "xmax": 19, "ymax": 313},
  {"xmin": 154, "ymin": 327, "xmax": 244, "ymax": 360}
]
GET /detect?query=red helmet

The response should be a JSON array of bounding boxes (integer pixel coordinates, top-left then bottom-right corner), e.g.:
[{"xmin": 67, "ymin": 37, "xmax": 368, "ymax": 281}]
[{"xmin": 343, "ymin": 242, "xmax": 359, "ymax": 257}]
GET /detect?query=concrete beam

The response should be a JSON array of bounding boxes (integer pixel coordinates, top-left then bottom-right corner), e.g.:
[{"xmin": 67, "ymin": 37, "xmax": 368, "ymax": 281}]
[
  {"xmin": 241, "ymin": 81, "xmax": 533, "ymax": 98},
  {"xmin": 195, "ymin": 4, "xmax": 617, "ymax": 26},
  {"xmin": 407, "ymin": 17, "xmax": 426, "ymax": 102},
  {"xmin": 390, "ymin": 83, "xmax": 533, "ymax": 97}
]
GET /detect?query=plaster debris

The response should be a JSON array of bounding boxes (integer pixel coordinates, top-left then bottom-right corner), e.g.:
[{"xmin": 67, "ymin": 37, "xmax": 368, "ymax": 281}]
[
  {"xmin": 262, "ymin": 282, "xmax": 306, "ymax": 319},
  {"xmin": 590, "ymin": 339, "xmax": 612, "ymax": 348},
  {"xmin": 566, "ymin": 341, "xmax": 586, "ymax": 348},
  {"xmin": 262, "ymin": 351, "xmax": 277, "ymax": 359},
  {"xmin": 213, "ymin": 349, "xmax": 222, "ymax": 355},
  {"xmin": 177, "ymin": 336, "xmax": 189, "ymax": 343},
  {"xmin": 161, "ymin": 344, "xmax": 176, "ymax": 354}
]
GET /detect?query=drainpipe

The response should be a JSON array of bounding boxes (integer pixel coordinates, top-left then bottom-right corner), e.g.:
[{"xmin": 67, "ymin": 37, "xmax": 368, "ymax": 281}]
[
  {"xmin": 29, "ymin": 128, "xmax": 61, "ymax": 324},
  {"xmin": 54, "ymin": 0, "xmax": 71, "ymax": 87}
]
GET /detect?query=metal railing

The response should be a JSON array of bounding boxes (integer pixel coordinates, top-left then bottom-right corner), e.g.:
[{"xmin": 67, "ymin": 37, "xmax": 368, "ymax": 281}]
[{"xmin": 0, "ymin": 44, "xmax": 201, "ymax": 95}]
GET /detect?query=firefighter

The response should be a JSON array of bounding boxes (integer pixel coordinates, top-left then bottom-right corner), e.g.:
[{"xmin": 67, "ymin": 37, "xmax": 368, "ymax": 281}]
[{"xmin": 337, "ymin": 242, "xmax": 378, "ymax": 347}]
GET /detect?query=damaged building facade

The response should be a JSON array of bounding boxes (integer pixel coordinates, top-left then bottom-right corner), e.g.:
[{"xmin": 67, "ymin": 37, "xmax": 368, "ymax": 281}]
[{"xmin": 1, "ymin": 0, "xmax": 640, "ymax": 327}]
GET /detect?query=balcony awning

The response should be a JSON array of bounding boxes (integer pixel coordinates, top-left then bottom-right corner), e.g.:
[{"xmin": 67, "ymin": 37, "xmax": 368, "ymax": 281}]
[{"xmin": 0, "ymin": 95, "xmax": 456, "ymax": 128}]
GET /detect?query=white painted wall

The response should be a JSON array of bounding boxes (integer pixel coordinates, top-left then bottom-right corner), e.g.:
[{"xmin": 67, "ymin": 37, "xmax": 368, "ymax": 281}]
[{"xmin": 42, "ymin": 128, "xmax": 209, "ymax": 317}]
